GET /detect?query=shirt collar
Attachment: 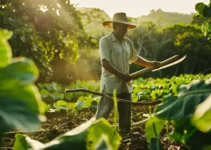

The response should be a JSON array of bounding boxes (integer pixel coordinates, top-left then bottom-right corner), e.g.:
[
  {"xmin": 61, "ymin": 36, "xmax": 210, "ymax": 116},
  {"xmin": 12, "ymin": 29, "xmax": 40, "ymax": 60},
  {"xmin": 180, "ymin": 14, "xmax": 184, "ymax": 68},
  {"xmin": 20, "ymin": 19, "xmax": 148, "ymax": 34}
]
[{"xmin": 109, "ymin": 32, "xmax": 118, "ymax": 42}]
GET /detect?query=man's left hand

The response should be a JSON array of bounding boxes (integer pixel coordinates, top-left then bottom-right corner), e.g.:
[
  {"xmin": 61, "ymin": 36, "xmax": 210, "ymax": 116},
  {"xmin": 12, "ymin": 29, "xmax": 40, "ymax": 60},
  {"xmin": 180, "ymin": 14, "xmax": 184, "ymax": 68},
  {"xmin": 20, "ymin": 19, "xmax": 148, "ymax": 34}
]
[{"xmin": 151, "ymin": 61, "xmax": 160, "ymax": 69}]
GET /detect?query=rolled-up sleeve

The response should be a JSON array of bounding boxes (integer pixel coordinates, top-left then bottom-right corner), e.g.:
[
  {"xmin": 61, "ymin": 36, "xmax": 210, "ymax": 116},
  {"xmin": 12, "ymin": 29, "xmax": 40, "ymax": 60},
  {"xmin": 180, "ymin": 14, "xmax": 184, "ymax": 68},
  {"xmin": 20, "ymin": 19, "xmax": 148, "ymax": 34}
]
[
  {"xmin": 128, "ymin": 40, "xmax": 138, "ymax": 64},
  {"xmin": 99, "ymin": 38, "xmax": 111, "ymax": 62}
]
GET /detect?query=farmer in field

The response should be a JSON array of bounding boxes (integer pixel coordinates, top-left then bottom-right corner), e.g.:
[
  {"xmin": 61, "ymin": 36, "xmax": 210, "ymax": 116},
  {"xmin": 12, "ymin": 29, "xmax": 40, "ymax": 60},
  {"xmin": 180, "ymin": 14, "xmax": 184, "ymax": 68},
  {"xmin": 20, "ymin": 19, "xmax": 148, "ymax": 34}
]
[{"xmin": 95, "ymin": 12, "xmax": 160, "ymax": 134}]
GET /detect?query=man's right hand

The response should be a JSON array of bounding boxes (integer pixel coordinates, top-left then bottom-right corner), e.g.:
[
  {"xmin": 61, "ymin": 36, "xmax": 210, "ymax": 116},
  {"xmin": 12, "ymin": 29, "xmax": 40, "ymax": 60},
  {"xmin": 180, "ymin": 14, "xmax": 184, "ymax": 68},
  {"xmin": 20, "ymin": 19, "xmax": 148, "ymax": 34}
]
[{"xmin": 102, "ymin": 59, "xmax": 132, "ymax": 82}]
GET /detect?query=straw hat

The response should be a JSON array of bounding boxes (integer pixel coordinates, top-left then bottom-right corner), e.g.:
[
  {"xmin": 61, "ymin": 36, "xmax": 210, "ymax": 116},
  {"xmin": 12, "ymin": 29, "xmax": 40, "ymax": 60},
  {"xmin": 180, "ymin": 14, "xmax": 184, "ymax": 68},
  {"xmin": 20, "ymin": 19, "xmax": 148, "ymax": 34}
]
[{"xmin": 103, "ymin": 12, "xmax": 137, "ymax": 29}]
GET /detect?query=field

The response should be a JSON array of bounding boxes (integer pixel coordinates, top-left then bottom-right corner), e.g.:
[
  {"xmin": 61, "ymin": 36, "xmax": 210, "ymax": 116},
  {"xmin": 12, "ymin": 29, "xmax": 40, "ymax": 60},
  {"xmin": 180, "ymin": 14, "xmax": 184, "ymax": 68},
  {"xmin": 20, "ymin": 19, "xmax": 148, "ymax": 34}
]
[{"xmin": 2, "ymin": 74, "xmax": 211, "ymax": 150}]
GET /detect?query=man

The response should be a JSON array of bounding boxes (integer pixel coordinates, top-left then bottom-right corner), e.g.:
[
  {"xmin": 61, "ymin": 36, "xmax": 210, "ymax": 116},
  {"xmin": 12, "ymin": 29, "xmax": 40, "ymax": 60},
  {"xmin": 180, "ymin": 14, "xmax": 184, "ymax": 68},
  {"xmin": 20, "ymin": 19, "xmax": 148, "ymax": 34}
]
[{"xmin": 95, "ymin": 12, "xmax": 160, "ymax": 134}]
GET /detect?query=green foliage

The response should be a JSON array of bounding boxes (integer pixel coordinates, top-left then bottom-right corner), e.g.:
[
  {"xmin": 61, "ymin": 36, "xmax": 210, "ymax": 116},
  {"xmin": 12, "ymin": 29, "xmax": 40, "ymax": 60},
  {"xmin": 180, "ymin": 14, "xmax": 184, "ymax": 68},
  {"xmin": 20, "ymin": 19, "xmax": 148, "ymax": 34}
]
[
  {"xmin": 149, "ymin": 138, "xmax": 163, "ymax": 150},
  {"xmin": 38, "ymin": 80, "xmax": 100, "ymax": 101},
  {"xmin": 195, "ymin": 1, "xmax": 211, "ymax": 39},
  {"xmin": 113, "ymin": 90, "xmax": 118, "ymax": 126},
  {"xmin": 145, "ymin": 116, "xmax": 166, "ymax": 143},
  {"xmin": 0, "ymin": 29, "xmax": 12, "ymax": 68},
  {"xmin": 132, "ymin": 74, "xmax": 210, "ymax": 102},
  {"xmin": 13, "ymin": 118, "xmax": 122, "ymax": 150},
  {"xmin": 195, "ymin": 3, "xmax": 207, "ymax": 17},
  {"xmin": 154, "ymin": 80, "xmax": 211, "ymax": 120},
  {"xmin": 0, "ymin": 0, "xmax": 91, "ymax": 82},
  {"xmin": 0, "ymin": 28, "xmax": 121, "ymax": 149},
  {"xmin": 0, "ymin": 29, "xmax": 46, "ymax": 134},
  {"xmin": 195, "ymin": 2, "xmax": 211, "ymax": 18},
  {"xmin": 192, "ymin": 96, "xmax": 211, "ymax": 132},
  {"xmin": 53, "ymin": 100, "xmax": 75, "ymax": 111},
  {"xmin": 39, "ymin": 74, "xmax": 211, "ymax": 116},
  {"xmin": 38, "ymin": 80, "xmax": 100, "ymax": 113},
  {"xmin": 146, "ymin": 78, "xmax": 211, "ymax": 149}
]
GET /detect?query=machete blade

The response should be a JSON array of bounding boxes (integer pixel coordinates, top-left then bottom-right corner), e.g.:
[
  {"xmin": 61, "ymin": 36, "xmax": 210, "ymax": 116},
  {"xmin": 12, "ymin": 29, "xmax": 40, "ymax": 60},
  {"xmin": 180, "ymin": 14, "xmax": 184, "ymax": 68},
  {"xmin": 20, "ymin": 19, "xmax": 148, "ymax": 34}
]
[{"xmin": 152, "ymin": 55, "xmax": 186, "ymax": 72}]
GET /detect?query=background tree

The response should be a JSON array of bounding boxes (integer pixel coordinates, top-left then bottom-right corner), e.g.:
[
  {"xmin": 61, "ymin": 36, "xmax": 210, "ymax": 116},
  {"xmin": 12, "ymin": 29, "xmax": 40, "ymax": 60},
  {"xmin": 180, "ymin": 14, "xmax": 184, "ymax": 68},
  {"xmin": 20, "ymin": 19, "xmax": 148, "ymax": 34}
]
[
  {"xmin": 128, "ymin": 23, "xmax": 211, "ymax": 77},
  {"xmin": 0, "ymin": 0, "xmax": 91, "ymax": 83}
]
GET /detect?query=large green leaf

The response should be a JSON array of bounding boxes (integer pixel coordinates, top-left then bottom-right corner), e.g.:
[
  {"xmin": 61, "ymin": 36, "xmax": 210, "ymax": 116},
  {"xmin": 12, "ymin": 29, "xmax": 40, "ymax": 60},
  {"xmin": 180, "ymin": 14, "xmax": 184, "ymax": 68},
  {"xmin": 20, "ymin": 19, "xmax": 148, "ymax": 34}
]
[
  {"xmin": 192, "ymin": 96, "xmax": 211, "ymax": 132},
  {"xmin": 94, "ymin": 136, "xmax": 111, "ymax": 150},
  {"xmin": 0, "ymin": 58, "xmax": 39, "ymax": 85},
  {"xmin": 145, "ymin": 116, "xmax": 166, "ymax": 143},
  {"xmin": 43, "ymin": 118, "xmax": 120, "ymax": 150},
  {"xmin": 169, "ymin": 122, "xmax": 211, "ymax": 149},
  {"xmin": 0, "ymin": 85, "xmax": 45, "ymax": 132},
  {"xmin": 14, "ymin": 119, "xmax": 92, "ymax": 150},
  {"xmin": 169, "ymin": 120, "xmax": 197, "ymax": 145},
  {"xmin": 87, "ymin": 118, "xmax": 122, "ymax": 150},
  {"xmin": 0, "ymin": 80, "xmax": 45, "ymax": 113},
  {"xmin": 13, "ymin": 134, "xmax": 44, "ymax": 150},
  {"xmin": 0, "ymin": 29, "xmax": 12, "ymax": 68},
  {"xmin": 149, "ymin": 138, "xmax": 163, "ymax": 150},
  {"xmin": 154, "ymin": 80, "xmax": 211, "ymax": 120},
  {"xmin": 13, "ymin": 118, "xmax": 121, "ymax": 150}
]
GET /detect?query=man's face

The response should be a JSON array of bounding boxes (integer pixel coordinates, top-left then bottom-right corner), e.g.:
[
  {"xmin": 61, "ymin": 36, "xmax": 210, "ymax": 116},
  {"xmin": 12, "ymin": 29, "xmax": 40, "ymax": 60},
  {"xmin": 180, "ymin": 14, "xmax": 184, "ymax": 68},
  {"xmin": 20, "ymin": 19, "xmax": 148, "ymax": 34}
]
[{"xmin": 114, "ymin": 23, "xmax": 128, "ymax": 39}]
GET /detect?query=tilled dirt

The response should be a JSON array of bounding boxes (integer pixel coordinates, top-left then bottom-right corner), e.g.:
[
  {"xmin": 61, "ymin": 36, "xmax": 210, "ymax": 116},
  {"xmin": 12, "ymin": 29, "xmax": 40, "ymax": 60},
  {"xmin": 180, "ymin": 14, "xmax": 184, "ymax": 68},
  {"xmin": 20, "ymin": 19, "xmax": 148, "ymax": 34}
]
[{"xmin": 2, "ymin": 105, "xmax": 181, "ymax": 150}]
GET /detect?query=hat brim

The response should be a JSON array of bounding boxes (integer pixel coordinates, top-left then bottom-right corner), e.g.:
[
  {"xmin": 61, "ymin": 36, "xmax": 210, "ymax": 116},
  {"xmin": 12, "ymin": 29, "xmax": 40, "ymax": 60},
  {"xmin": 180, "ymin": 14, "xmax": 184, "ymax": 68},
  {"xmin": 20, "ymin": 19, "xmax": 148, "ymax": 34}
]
[{"xmin": 103, "ymin": 21, "xmax": 137, "ymax": 29}]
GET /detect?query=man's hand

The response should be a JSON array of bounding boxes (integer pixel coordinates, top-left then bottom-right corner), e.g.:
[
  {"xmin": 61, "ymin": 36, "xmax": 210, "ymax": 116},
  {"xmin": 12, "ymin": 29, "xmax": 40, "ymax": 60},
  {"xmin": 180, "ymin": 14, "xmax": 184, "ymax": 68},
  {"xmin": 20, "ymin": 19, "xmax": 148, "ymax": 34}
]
[
  {"xmin": 151, "ymin": 61, "xmax": 160, "ymax": 69},
  {"xmin": 120, "ymin": 74, "xmax": 132, "ymax": 82},
  {"xmin": 102, "ymin": 59, "xmax": 132, "ymax": 82}
]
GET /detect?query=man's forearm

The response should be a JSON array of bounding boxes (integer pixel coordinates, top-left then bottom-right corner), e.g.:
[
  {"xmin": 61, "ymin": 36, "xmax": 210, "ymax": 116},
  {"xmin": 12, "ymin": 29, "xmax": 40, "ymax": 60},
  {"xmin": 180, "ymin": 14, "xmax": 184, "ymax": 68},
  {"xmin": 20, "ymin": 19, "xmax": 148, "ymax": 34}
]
[{"xmin": 102, "ymin": 59, "xmax": 124, "ymax": 78}]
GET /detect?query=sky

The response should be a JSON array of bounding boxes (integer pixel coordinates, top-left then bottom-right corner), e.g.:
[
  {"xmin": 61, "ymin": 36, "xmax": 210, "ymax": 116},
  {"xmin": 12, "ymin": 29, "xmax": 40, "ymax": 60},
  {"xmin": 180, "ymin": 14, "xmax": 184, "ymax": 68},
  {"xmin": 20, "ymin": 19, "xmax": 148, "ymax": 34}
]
[{"xmin": 71, "ymin": 0, "xmax": 209, "ymax": 18}]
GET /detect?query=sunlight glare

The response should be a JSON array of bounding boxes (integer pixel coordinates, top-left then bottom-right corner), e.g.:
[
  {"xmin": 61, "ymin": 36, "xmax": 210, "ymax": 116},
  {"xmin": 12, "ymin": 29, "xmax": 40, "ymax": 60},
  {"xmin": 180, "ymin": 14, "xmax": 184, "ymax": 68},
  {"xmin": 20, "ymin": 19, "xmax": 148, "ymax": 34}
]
[
  {"xmin": 40, "ymin": 5, "xmax": 48, "ymax": 12},
  {"xmin": 71, "ymin": 0, "xmax": 210, "ymax": 18}
]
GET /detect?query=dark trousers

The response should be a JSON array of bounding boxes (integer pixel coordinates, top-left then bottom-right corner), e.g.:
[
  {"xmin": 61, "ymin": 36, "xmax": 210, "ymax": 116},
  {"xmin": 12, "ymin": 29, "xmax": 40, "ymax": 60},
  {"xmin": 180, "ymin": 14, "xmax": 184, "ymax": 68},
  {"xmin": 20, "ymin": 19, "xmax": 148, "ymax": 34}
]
[{"xmin": 95, "ymin": 92, "xmax": 131, "ymax": 133}]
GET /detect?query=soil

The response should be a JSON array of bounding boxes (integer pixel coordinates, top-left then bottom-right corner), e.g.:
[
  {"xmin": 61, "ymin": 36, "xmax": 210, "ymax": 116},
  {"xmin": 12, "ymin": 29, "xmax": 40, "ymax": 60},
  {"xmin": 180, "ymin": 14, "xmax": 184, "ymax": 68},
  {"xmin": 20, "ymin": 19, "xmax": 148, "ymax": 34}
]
[{"xmin": 1, "ymin": 105, "xmax": 181, "ymax": 150}]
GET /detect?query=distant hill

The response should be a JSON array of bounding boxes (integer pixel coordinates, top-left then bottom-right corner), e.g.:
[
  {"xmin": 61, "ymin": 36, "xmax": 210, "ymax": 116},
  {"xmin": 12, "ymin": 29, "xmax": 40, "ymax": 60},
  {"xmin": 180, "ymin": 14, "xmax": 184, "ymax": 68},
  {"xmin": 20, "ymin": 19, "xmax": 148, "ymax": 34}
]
[
  {"xmin": 76, "ymin": 8, "xmax": 194, "ymax": 38},
  {"xmin": 132, "ymin": 9, "xmax": 194, "ymax": 28},
  {"xmin": 77, "ymin": 7, "xmax": 111, "ymax": 39}
]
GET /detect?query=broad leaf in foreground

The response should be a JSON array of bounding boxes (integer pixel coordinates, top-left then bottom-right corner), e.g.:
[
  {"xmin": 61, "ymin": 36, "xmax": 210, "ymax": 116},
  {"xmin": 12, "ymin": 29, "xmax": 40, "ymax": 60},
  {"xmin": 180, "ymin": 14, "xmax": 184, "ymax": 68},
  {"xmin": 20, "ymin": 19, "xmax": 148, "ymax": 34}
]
[
  {"xmin": 0, "ymin": 84, "xmax": 46, "ymax": 132},
  {"xmin": 0, "ymin": 58, "xmax": 39, "ymax": 85},
  {"xmin": 43, "ymin": 118, "xmax": 121, "ymax": 150},
  {"xmin": 149, "ymin": 138, "xmax": 163, "ymax": 150},
  {"xmin": 154, "ymin": 80, "xmax": 211, "ymax": 120},
  {"xmin": 0, "ymin": 30, "xmax": 46, "ymax": 133},
  {"xmin": 192, "ymin": 95, "xmax": 211, "ymax": 132},
  {"xmin": 145, "ymin": 116, "xmax": 166, "ymax": 143},
  {"xmin": 13, "ymin": 118, "xmax": 121, "ymax": 150}
]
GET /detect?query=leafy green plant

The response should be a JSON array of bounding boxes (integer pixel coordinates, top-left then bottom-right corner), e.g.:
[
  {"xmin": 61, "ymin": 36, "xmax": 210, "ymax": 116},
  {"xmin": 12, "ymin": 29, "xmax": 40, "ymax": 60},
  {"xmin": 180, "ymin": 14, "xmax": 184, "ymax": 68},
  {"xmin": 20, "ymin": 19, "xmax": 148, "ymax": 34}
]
[
  {"xmin": 0, "ymin": 0, "xmax": 93, "ymax": 82},
  {"xmin": 145, "ymin": 79, "xmax": 211, "ymax": 149},
  {"xmin": 132, "ymin": 74, "xmax": 210, "ymax": 102},
  {"xmin": 0, "ymin": 29, "xmax": 46, "ymax": 141},
  {"xmin": 38, "ymin": 80, "xmax": 100, "ymax": 101},
  {"xmin": 195, "ymin": 1, "xmax": 211, "ymax": 39}
]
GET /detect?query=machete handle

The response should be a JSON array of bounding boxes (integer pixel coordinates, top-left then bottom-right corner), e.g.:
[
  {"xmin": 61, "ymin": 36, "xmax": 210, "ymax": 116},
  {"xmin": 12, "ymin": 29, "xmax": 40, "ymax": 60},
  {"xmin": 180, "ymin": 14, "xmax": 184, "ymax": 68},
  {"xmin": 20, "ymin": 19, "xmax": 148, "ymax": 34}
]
[{"xmin": 130, "ymin": 55, "xmax": 179, "ymax": 79}]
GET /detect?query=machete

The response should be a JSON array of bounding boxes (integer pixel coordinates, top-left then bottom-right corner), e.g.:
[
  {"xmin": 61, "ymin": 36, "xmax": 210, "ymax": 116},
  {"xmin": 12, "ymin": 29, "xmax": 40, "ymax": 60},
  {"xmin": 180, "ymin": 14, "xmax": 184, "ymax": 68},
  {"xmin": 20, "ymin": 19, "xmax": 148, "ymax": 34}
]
[{"xmin": 130, "ymin": 55, "xmax": 186, "ymax": 79}]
